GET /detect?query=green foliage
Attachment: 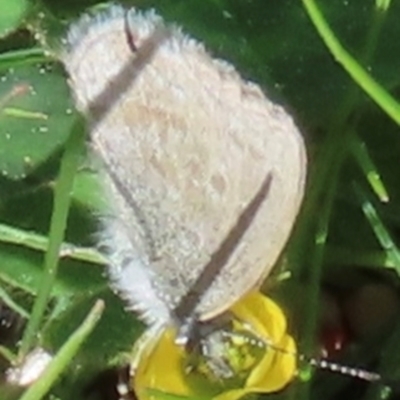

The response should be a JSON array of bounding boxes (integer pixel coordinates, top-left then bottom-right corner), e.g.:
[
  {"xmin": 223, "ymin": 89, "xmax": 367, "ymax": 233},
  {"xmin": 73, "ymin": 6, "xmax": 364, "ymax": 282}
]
[
  {"xmin": 0, "ymin": 0, "xmax": 29, "ymax": 38},
  {"xmin": 0, "ymin": 1, "xmax": 400, "ymax": 399}
]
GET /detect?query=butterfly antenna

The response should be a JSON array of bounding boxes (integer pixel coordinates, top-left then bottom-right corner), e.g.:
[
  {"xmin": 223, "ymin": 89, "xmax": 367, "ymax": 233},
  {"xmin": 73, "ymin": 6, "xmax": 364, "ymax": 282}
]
[
  {"xmin": 301, "ymin": 355, "xmax": 382, "ymax": 382},
  {"xmin": 264, "ymin": 338, "xmax": 382, "ymax": 383}
]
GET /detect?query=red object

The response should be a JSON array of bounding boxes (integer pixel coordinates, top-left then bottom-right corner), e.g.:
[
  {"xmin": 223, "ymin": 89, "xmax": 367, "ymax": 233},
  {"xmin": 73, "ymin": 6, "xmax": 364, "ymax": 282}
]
[{"xmin": 319, "ymin": 325, "xmax": 350, "ymax": 359}]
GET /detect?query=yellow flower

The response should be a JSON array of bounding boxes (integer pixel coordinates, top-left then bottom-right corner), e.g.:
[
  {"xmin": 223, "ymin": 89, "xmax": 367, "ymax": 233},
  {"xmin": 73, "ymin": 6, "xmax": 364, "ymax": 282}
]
[{"xmin": 133, "ymin": 292, "xmax": 296, "ymax": 400}]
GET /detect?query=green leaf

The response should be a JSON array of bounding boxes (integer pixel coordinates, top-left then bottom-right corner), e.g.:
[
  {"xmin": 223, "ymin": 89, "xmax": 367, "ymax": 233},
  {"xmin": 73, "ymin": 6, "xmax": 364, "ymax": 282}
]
[
  {"xmin": 0, "ymin": 0, "xmax": 29, "ymax": 37},
  {"xmin": 0, "ymin": 61, "xmax": 75, "ymax": 180}
]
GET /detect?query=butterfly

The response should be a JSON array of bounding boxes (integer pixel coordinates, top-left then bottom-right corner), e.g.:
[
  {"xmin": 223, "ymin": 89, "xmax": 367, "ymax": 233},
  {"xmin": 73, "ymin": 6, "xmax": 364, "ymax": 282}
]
[{"xmin": 63, "ymin": 4, "xmax": 306, "ymax": 399}]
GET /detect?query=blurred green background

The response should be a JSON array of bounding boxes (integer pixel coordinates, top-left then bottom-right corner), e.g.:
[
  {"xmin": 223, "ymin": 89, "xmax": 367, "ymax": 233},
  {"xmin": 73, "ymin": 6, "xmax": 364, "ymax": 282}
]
[{"xmin": 1, "ymin": 0, "xmax": 400, "ymax": 399}]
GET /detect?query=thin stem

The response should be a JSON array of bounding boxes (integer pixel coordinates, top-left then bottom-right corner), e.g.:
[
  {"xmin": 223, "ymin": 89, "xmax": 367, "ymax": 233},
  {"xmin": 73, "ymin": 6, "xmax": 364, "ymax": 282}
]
[
  {"xmin": 302, "ymin": 0, "xmax": 400, "ymax": 125},
  {"xmin": 295, "ymin": 2, "xmax": 392, "ymax": 398},
  {"xmin": 18, "ymin": 117, "xmax": 85, "ymax": 358},
  {"xmin": 0, "ymin": 222, "xmax": 106, "ymax": 266},
  {"xmin": 18, "ymin": 300, "xmax": 104, "ymax": 400}
]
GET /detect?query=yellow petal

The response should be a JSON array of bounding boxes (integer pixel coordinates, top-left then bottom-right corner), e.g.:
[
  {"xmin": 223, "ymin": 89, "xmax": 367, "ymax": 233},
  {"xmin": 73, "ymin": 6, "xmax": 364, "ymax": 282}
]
[
  {"xmin": 247, "ymin": 334, "xmax": 296, "ymax": 392},
  {"xmin": 231, "ymin": 292, "xmax": 296, "ymax": 392},
  {"xmin": 133, "ymin": 291, "xmax": 297, "ymax": 400},
  {"xmin": 231, "ymin": 291, "xmax": 287, "ymax": 341},
  {"xmin": 134, "ymin": 327, "xmax": 194, "ymax": 400}
]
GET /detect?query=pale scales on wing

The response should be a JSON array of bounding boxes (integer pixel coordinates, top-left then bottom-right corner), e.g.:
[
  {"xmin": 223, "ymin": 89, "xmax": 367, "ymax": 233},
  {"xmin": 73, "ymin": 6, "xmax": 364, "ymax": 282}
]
[{"xmin": 62, "ymin": 5, "xmax": 307, "ymax": 328}]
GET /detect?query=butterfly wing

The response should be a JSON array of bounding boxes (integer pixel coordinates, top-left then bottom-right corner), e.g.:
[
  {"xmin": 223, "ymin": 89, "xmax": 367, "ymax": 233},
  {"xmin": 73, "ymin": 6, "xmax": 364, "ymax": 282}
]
[{"xmin": 63, "ymin": 6, "xmax": 306, "ymax": 325}]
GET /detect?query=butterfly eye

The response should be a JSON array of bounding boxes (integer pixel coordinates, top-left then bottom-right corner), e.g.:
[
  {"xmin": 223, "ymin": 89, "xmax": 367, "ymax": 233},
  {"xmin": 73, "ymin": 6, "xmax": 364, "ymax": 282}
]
[
  {"xmin": 185, "ymin": 322, "xmax": 266, "ymax": 385},
  {"xmin": 130, "ymin": 292, "xmax": 297, "ymax": 399}
]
